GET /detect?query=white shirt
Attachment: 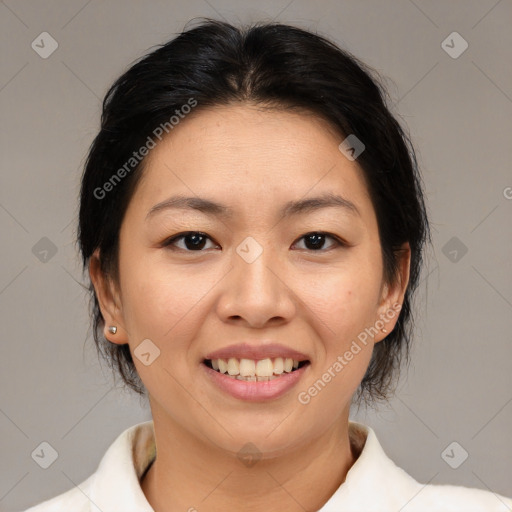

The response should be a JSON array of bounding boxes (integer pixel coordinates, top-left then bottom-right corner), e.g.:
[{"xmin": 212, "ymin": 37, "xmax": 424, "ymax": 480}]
[{"xmin": 24, "ymin": 420, "xmax": 512, "ymax": 512}]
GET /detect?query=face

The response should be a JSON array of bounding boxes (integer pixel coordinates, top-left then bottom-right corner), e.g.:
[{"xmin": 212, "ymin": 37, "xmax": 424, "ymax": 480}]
[{"xmin": 91, "ymin": 103, "xmax": 409, "ymax": 457}]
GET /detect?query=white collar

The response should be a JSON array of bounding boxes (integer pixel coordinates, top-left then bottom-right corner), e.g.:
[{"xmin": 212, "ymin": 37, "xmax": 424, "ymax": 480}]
[
  {"xmin": 89, "ymin": 420, "xmax": 408, "ymax": 511},
  {"xmin": 85, "ymin": 420, "xmax": 511, "ymax": 512}
]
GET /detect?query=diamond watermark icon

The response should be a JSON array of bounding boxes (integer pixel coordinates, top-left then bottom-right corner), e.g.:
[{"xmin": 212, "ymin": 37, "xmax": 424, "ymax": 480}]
[
  {"xmin": 441, "ymin": 32, "xmax": 468, "ymax": 59},
  {"xmin": 441, "ymin": 441, "xmax": 468, "ymax": 469},
  {"xmin": 442, "ymin": 236, "xmax": 468, "ymax": 263},
  {"xmin": 31, "ymin": 441, "xmax": 59, "ymax": 469},
  {"xmin": 31, "ymin": 32, "xmax": 59, "ymax": 59},
  {"xmin": 237, "ymin": 442, "xmax": 262, "ymax": 467},
  {"xmin": 32, "ymin": 237, "xmax": 58, "ymax": 263},
  {"xmin": 236, "ymin": 236, "xmax": 263, "ymax": 264},
  {"xmin": 134, "ymin": 338, "xmax": 161, "ymax": 366},
  {"xmin": 339, "ymin": 134, "xmax": 365, "ymax": 161}
]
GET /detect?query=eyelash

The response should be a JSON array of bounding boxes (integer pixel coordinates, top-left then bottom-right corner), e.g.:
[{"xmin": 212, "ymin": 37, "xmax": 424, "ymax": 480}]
[{"xmin": 161, "ymin": 231, "xmax": 347, "ymax": 253}]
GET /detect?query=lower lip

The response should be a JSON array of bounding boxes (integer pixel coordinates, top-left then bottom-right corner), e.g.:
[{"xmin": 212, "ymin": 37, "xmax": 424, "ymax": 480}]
[{"xmin": 201, "ymin": 362, "xmax": 310, "ymax": 402}]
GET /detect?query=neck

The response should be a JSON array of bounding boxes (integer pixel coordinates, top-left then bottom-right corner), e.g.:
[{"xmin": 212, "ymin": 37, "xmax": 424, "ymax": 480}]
[{"xmin": 141, "ymin": 409, "xmax": 360, "ymax": 512}]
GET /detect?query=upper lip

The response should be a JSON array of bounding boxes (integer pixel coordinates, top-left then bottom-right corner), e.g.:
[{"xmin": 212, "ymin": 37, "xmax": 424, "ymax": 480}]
[{"xmin": 204, "ymin": 342, "xmax": 310, "ymax": 362}]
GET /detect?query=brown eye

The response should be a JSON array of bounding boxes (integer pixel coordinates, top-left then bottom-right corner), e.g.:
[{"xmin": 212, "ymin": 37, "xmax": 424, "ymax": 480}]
[
  {"xmin": 163, "ymin": 232, "xmax": 217, "ymax": 251},
  {"xmin": 162, "ymin": 231, "xmax": 346, "ymax": 253},
  {"xmin": 293, "ymin": 232, "xmax": 344, "ymax": 251}
]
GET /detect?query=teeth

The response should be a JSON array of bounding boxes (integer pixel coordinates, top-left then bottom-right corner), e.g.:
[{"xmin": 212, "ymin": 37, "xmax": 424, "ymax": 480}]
[
  {"xmin": 256, "ymin": 358, "xmax": 273, "ymax": 377},
  {"xmin": 209, "ymin": 357, "xmax": 303, "ymax": 377},
  {"xmin": 236, "ymin": 375, "xmax": 279, "ymax": 381},
  {"xmin": 273, "ymin": 357, "xmax": 284, "ymax": 374},
  {"xmin": 218, "ymin": 359, "xmax": 228, "ymax": 374},
  {"xmin": 237, "ymin": 375, "xmax": 254, "ymax": 381},
  {"xmin": 227, "ymin": 358, "xmax": 239, "ymax": 376},
  {"xmin": 239, "ymin": 358, "xmax": 256, "ymax": 377}
]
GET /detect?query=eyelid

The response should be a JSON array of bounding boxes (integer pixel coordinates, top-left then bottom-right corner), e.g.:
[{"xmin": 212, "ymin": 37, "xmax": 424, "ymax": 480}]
[
  {"xmin": 162, "ymin": 231, "xmax": 348, "ymax": 252},
  {"xmin": 162, "ymin": 231, "xmax": 219, "ymax": 250},
  {"xmin": 292, "ymin": 232, "xmax": 346, "ymax": 251}
]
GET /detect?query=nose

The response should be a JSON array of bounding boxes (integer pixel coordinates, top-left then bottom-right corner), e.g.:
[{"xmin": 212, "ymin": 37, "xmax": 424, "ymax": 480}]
[{"xmin": 215, "ymin": 239, "xmax": 296, "ymax": 329}]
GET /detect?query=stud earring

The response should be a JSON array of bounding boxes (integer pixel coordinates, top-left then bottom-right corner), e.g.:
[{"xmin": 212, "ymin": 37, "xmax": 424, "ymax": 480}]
[
  {"xmin": 108, "ymin": 326, "xmax": 117, "ymax": 334},
  {"xmin": 382, "ymin": 328, "xmax": 388, "ymax": 334}
]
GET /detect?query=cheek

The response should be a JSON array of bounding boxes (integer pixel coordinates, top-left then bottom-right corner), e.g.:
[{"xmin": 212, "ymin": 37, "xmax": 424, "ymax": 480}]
[
  {"xmin": 119, "ymin": 256, "xmax": 219, "ymax": 378},
  {"xmin": 120, "ymin": 252, "xmax": 203, "ymax": 332},
  {"xmin": 301, "ymin": 261, "xmax": 381, "ymax": 342},
  {"xmin": 120, "ymin": 263, "xmax": 207, "ymax": 395}
]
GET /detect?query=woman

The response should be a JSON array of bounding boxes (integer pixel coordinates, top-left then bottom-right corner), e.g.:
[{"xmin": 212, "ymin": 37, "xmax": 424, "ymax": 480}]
[{"xmin": 25, "ymin": 18, "xmax": 511, "ymax": 512}]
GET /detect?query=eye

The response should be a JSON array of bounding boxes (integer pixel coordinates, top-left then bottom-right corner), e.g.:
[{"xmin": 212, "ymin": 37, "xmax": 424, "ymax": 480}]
[
  {"xmin": 292, "ymin": 232, "xmax": 345, "ymax": 251},
  {"xmin": 162, "ymin": 231, "xmax": 346, "ymax": 253},
  {"xmin": 162, "ymin": 231, "xmax": 218, "ymax": 252}
]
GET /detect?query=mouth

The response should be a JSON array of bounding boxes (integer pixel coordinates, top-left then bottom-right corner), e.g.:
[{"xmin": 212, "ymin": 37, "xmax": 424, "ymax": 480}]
[
  {"xmin": 201, "ymin": 356, "xmax": 311, "ymax": 402},
  {"xmin": 202, "ymin": 357, "xmax": 311, "ymax": 382}
]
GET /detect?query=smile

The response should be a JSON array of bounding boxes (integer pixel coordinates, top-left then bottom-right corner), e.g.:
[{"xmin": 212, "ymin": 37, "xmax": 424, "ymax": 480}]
[
  {"xmin": 204, "ymin": 357, "xmax": 309, "ymax": 381},
  {"xmin": 201, "ymin": 358, "xmax": 311, "ymax": 401}
]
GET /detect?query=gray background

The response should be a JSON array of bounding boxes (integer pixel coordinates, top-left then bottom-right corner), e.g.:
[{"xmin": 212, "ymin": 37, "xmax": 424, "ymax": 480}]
[{"xmin": 1, "ymin": 1, "xmax": 511, "ymax": 511}]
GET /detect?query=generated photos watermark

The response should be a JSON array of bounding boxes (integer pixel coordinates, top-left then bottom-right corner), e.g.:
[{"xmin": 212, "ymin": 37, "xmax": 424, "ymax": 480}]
[
  {"xmin": 93, "ymin": 97, "xmax": 198, "ymax": 200},
  {"xmin": 297, "ymin": 302, "xmax": 401, "ymax": 405}
]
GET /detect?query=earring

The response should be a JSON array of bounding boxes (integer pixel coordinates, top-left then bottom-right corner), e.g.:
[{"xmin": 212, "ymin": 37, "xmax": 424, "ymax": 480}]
[
  {"xmin": 108, "ymin": 326, "xmax": 117, "ymax": 334},
  {"xmin": 382, "ymin": 328, "xmax": 388, "ymax": 334}
]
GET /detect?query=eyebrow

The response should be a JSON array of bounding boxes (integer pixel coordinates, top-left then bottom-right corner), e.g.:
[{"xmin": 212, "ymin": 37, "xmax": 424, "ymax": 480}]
[{"xmin": 145, "ymin": 192, "xmax": 361, "ymax": 221}]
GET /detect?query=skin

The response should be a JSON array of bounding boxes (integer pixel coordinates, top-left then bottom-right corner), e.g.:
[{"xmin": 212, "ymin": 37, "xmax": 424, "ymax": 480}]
[{"xmin": 89, "ymin": 103, "xmax": 410, "ymax": 512}]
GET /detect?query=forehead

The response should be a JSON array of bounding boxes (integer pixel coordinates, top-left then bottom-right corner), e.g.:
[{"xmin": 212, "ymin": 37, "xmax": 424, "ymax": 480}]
[
  {"xmin": 128, "ymin": 104, "xmax": 374, "ymax": 223},
  {"xmin": 151, "ymin": 103, "xmax": 345, "ymax": 165}
]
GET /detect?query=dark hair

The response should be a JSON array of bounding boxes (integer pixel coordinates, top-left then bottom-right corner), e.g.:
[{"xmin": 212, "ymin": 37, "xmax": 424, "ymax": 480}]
[{"xmin": 78, "ymin": 18, "xmax": 431, "ymax": 406}]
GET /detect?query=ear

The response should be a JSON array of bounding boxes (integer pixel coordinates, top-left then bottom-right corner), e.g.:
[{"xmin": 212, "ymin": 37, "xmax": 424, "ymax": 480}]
[
  {"xmin": 89, "ymin": 248, "xmax": 128, "ymax": 345},
  {"xmin": 374, "ymin": 242, "xmax": 411, "ymax": 343}
]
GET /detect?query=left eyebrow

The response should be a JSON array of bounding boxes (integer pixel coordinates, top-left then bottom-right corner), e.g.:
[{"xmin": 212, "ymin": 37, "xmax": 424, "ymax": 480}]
[{"xmin": 145, "ymin": 192, "xmax": 361, "ymax": 222}]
